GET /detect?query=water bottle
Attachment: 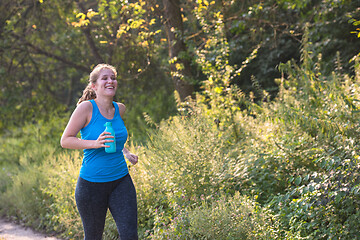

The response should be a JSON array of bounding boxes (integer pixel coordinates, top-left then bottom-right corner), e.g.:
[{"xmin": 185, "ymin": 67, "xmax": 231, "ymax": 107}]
[{"xmin": 104, "ymin": 122, "xmax": 116, "ymax": 153}]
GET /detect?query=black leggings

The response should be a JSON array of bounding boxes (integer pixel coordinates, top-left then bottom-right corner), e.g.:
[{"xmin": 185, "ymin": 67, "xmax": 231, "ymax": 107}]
[{"xmin": 75, "ymin": 174, "xmax": 138, "ymax": 240}]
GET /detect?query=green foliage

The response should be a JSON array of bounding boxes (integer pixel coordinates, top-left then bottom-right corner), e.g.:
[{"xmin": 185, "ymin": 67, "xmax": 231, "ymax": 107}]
[
  {"xmin": 1, "ymin": 0, "xmax": 359, "ymax": 141},
  {"xmin": 120, "ymin": 75, "xmax": 177, "ymax": 144},
  {"xmin": 217, "ymin": 0, "xmax": 360, "ymax": 98},
  {"xmin": 132, "ymin": 109, "xmax": 245, "ymax": 232},
  {"xmin": 0, "ymin": 116, "xmax": 67, "ymax": 233},
  {"xmin": 0, "ymin": 0, "xmax": 175, "ymax": 142},
  {"xmin": 0, "ymin": 164, "xmax": 51, "ymax": 229},
  {"xmin": 189, "ymin": 2, "xmax": 260, "ymax": 142},
  {"xmin": 150, "ymin": 192, "xmax": 278, "ymax": 240},
  {"xmin": 0, "ymin": 112, "xmax": 67, "ymax": 167},
  {"xmin": 263, "ymin": 37, "xmax": 360, "ymax": 238},
  {"xmin": 42, "ymin": 151, "xmax": 83, "ymax": 238}
]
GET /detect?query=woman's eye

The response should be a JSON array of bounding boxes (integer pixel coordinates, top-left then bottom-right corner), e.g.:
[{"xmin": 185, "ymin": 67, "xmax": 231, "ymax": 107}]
[{"xmin": 100, "ymin": 76, "xmax": 115, "ymax": 80}]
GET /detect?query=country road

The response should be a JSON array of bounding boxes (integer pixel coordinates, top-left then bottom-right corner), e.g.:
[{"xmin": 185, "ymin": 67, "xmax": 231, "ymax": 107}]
[{"xmin": 0, "ymin": 218, "xmax": 61, "ymax": 240}]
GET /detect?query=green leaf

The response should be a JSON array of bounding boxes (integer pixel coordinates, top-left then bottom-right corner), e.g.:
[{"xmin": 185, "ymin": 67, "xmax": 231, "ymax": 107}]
[
  {"xmin": 295, "ymin": 176, "xmax": 302, "ymax": 186},
  {"xmin": 335, "ymin": 194, "xmax": 342, "ymax": 204},
  {"xmin": 289, "ymin": 177, "xmax": 294, "ymax": 183}
]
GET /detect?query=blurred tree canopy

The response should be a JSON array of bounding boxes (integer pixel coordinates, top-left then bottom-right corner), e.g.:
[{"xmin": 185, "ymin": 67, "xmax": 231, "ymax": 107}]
[{"xmin": 1, "ymin": 0, "xmax": 359, "ymax": 137}]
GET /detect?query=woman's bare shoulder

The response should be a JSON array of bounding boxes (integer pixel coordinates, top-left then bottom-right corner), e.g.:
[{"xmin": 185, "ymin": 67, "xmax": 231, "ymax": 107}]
[
  {"xmin": 71, "ymin": 101, "xmax": 93, "ymax": 120},
  {"xmin": 72, "ymin": 101, "xmax": 93, "ymax": 128},
  {"xmin": 77, "ymin": 100, "xmax": 93, "ymax": 111},
  {"xmin": 116, "ymin": 102, "xmax": 126, "ymax": 118}
]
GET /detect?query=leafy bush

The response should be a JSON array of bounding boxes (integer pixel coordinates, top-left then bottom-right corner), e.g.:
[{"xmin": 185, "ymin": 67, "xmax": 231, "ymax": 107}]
[
  {"xmin": 264, "ymin": 38, "xmax": 360, "ymax": 238},
  {"xmin": 131, "ymin": 107, "xmax": 247, "ymax": 231},
  {"xmin": 149, "ymin": 192, "xmax": 279, "ymax": 240}
]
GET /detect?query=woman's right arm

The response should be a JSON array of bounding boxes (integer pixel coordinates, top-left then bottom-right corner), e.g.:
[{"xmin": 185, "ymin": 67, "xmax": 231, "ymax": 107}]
[{"xmin": 60, "ymin": 102, "xmax": 112, "ymax": 149}]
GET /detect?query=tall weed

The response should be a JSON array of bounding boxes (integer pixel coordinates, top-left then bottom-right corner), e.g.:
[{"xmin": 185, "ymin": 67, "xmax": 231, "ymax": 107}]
[
  {"xmin": 0, "ymin": 164, "xmax": 51, "ymax": 228},
  {"xmin": 42, "ymin": 150, "xmax": 83, "ymax": 239}
]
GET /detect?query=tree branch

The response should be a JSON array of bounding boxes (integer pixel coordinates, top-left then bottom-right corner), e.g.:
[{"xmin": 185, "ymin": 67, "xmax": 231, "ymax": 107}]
[
  {"xmin": 10, "ymin": 32, "xmax": 90, "ymax": 72},
  {"xmin": 76, "ymin": 1, "xmax": 104, "ymax": 64},
  {"xmin": 81, "ymin": 27, "xmax": 105, "ymax": 63}
]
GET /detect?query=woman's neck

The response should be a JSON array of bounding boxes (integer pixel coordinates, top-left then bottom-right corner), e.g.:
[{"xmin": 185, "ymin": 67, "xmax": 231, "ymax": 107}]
[{"xmin": 94, "ymin": 97, "xmax": 114, "ymax": 111}]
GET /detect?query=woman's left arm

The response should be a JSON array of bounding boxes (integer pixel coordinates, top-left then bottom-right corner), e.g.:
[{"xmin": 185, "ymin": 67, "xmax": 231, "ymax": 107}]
[{"xmin": 118, "ymin": 102, "xmax": 138, "ymax": 165}]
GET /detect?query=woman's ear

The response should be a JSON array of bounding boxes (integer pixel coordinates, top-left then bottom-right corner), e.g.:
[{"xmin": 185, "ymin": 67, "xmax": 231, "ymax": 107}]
[{"xmin": 91, "ymin": 82, "xmax": 97, "ymax": 91}]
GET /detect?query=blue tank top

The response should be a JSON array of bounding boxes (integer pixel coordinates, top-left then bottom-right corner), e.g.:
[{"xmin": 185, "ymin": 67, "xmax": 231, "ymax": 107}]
[{"xmin": 79, "ymin": 100, "xmax": 128, "ymax": 182}]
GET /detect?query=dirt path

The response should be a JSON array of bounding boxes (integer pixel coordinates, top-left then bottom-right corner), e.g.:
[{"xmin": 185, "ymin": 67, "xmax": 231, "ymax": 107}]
[{"xmin": 0, "ymin": 218, "xmax": 61, "ymax": 240}]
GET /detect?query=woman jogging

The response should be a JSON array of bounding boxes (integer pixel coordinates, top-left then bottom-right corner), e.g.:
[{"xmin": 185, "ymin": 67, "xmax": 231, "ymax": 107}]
[{"xmin": 60, "ymin": 64, "xmax": 138, "ymax": 240}]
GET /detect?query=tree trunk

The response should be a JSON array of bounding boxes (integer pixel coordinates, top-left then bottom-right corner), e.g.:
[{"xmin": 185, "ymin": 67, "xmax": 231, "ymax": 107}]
[{"xmin": 162, "ymin": 0, "xmax": 194, "ymax": 101}]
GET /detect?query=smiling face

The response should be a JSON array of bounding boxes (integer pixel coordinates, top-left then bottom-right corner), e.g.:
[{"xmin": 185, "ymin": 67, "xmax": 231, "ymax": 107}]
[{"xmin": 91, "ymin": 68, "xmax": 118, "ymax": 98}]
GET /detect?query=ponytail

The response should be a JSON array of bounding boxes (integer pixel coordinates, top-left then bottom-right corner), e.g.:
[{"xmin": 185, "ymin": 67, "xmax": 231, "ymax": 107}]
[
  {"xmin": 77, "ymin": 84, "xmax": 96, "ymax": 106},
  {"xmin": 77, "ymin": 63, "xmax": 117, "ymax": 106}
]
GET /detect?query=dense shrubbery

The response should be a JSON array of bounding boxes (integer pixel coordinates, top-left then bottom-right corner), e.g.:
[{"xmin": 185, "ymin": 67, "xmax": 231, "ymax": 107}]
[
  {"xmin": 265, "ymin": 46, "xmax": 360, "ymax": 239},
  {"xmin": 149, "ymin": 192, "xmax": 278, "ymax": 239}
]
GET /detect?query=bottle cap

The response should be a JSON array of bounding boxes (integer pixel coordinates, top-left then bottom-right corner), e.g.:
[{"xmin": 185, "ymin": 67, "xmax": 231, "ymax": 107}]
[{"xmin": 104, "ymin": 122, "xmax": 112, "ymax": 127}]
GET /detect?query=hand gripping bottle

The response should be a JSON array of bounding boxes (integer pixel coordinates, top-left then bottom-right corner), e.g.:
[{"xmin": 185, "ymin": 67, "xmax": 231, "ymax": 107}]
[{"xmin": 104, "ymin": 122, "xmax": 116, "ymax": 153}]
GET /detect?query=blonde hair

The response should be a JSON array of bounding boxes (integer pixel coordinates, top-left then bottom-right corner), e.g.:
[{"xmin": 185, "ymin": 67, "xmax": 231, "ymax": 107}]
[{"xmin": 77, "ymin": 64, "xmax": 117, "ymax": 105}]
